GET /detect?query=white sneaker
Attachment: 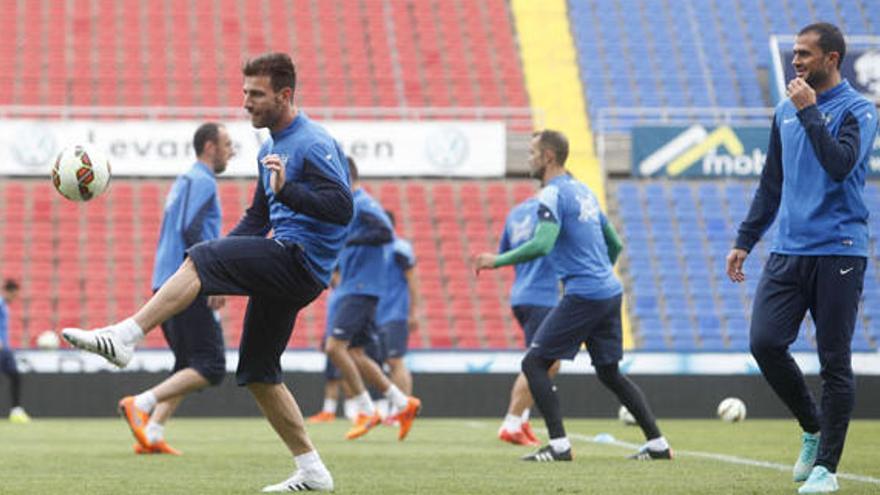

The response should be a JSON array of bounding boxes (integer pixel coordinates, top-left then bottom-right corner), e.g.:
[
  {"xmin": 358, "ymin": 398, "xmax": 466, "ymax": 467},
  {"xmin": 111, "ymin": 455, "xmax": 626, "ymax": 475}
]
[
  {"xmin": 61, "ymin": 327, "xmax": 133, "ymax": 368},
  {"xmin": 261, "ymin": 468, "xmax": 334, "ymax": 492}
]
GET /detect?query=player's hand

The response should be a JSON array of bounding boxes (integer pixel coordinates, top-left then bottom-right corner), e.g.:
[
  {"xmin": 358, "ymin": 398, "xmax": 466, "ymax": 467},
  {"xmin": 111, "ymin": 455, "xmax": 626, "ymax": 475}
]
[
  {"xmin": 725, "ymin": 248, "xmax": 748, "ymax": 283},
  {"xmin": 472, "ymin": 252, "xmax": 497, "ymax": 274},
  {"xmin": 787, "ymin": 77, "xmax": 816, "ymax": 110},
  {"xmin": 408, "ymin": 313, "xmax": 420, "ymax": 332},
  {"xmin": 261, "ymin": 154, "xmax": 287, "ymax": 194},
  {"xmin": 207, "ymin": 295, "xmax": 226, "ymax": 310}
]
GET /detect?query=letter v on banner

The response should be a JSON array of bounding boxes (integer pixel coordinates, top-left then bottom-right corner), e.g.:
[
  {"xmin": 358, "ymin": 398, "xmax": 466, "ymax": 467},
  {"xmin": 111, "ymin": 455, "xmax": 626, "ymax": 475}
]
[{"xmin": 638, "ymin": 125, "xmax": 707, "ymax": 176}]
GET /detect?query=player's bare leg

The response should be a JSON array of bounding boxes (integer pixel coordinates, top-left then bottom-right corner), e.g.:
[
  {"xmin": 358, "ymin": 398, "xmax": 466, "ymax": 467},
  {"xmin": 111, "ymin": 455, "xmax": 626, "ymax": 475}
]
[
  {"xmin": 386, "ymin": 357, "xmax": 412, "ymax": 395},
  {"xmin": 350, "ymin": 347, "xmax": 421, "ymax": 441},
  {"xmin": 61, "ymin": 259, "xmax": 202, "ymax": 367}
]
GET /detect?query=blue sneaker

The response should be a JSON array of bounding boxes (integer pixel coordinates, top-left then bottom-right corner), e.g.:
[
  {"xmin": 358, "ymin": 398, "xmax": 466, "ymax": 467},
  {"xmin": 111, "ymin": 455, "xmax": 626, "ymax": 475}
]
[
  {"xmin": 798, "ymin": 466, "xmax": 839, "ymax": 493},
  {"xmin": 793, "ymin": 432, "xmax": 820, "ymax": 482}
]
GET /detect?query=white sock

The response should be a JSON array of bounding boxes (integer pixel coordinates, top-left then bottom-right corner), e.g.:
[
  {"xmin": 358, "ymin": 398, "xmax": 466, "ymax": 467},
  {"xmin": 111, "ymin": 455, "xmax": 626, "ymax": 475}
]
[
  {"xmin": 383, "ymin": 384, "xmax": 409, "ymax": 410},
  {"xmin": 354, "ymin": 391, "xmax": 374, "ymax": 415},
  {"xmin": 133, "ymin": 391, "xmax": 157, "ymax": 413},
  {"xmin": 343, "ymin": 399, "xmax": 357, "ymax": 420},
  {"xmin": 114, "ymin": 318, "xmax": 145, "ymax": 345},
  {"xmin": 521, "ymin": 408, "xmax": 531, "ymax": 422},
  {"xmin": 294, "ymin": 450, "xmax": 325, "ymax": 473},
  {"xmin": 145, "ymin": 421, "xmax": 164, "ymax": 444},
  {"xmin": 502, "ymin": 414, "xmax": 522, "ymax": 432},
  {"xmin": 374, "ymin": 398, "xmax": 390, "ymax": 418},
  {"xmin": 646, "ymin": 436, "xmax": 669, "ymax": 451},
  {"xmin": 549, "ymin": 436, "xmax": 571, "ymax": 453},
  {"xmin": 322, "ymin": 398, "xmax": 337, "ymax": 415}
]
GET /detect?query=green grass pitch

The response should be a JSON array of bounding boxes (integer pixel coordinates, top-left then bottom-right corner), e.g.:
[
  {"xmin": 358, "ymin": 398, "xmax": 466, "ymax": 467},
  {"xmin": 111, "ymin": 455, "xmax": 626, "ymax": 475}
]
[{"xmin": 2, "ymin": 418, "xmax": 878, "ymax": 494}]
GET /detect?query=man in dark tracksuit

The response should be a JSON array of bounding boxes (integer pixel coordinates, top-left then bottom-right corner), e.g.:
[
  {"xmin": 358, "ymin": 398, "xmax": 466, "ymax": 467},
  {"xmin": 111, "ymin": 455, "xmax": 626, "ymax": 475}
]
[{"xmin": 726, "ymin": 23, "xmax": 879, "ymax": 494}]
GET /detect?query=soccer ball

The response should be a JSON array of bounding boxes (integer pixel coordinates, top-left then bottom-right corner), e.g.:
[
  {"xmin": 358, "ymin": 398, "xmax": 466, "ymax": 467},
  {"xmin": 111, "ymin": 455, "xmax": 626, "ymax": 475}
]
[
  {"xmin": 35, "ymin": 330, "xmax": 61, "ymax": 350},
  {"xmin": 717, "ymin": 397, "xmax": 747, "ymax": 422},
  {"xmin": 618, "ymin": 405, "xmax": 637, "ymax": 426},
  {"xmin": 51, "ymin": 144, "xmax": 111, "ymax": 201}
]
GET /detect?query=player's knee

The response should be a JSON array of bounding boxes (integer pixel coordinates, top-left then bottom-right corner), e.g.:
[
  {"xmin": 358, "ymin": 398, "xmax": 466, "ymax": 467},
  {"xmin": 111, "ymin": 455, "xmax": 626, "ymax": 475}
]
[
  {"xmin": 594, "ymin": 363, "xmax": 621, "ymax": 387},
  {"xmin": 521, "ymin": 351, "xmax": 551, "ymax": 378},
  {"xmin": 749, "ymin": 334, "xmax": 781, "ymax": 361}
]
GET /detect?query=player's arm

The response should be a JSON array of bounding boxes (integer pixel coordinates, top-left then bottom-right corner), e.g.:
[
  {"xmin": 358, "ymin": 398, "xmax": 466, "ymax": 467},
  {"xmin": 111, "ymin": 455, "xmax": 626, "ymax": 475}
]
[
  {"xmin": 228, "ymin": 170, "xmax": 271, "ymax": 237},
  {"xmin": 182, "ymin": 180, "xmax": 218, "ymax": 246},
  {"xmin": 601, "ymin": 214, "xmax": 623, "ymax": 265},
  {"xmin": 734, "ymin": 116, "xmax": 783, "ymax": 253},
  {"xmin": 797, "ymin": 105, "xmax": 866, "ymax": 182},
  {"xmin": 346, "ymin": 212, "xmax": 393, "ymax": 246},
  {"xmin": 404, "ymin": 266, "xmax": 420, "ymax": 330},
  {"xmin": 271, "ymin": 145, "xmax": 353, "ymax": 225}
]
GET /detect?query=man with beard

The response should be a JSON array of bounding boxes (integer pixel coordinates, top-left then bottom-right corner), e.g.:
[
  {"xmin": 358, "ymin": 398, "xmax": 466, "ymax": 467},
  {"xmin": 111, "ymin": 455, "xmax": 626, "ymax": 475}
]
[
  {"xmin": 63, "ymin": 53, "xmax": 352, "ymax": 492},
  {"xmin": 727, "ymin": 23, "xmax": 878, "ymax": 494}
]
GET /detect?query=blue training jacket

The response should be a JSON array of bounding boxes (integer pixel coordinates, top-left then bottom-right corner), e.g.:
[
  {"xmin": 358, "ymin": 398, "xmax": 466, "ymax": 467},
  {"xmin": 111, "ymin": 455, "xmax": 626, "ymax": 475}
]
[
  {"xmin": 736, "ymin": 80, "xmax": 879, "ymax": 256},
  {"xmin": 152, "ymin": 162, "xmax": 221, "ymax": 289}
]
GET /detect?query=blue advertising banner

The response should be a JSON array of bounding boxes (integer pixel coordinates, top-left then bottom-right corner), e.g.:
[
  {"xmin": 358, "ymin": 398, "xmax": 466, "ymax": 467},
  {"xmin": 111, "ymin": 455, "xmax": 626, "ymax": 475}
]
[{"xmin": 632, "ymin": 125, "xmax": 880, "ymax": 178}]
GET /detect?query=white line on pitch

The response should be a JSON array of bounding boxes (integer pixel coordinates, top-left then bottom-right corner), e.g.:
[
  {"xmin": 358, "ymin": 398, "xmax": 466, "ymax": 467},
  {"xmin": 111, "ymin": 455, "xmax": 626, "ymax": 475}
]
[{"xmin": 567, "ymin": 432, "xmax": 880, "ymax": 486}]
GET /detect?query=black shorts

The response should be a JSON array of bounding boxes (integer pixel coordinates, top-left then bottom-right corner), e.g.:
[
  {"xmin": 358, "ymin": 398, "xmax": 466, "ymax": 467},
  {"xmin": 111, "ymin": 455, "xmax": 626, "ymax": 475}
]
[
  {"xmin": 512, "ymin": 305, "xmax": 554, "ymax": 347},
  {"xmin": 0, "ymin": 348, "xmax": 18, "ymax": 375},
  {"xmin": 330, "ymin": 294, "xmax": 381, "ymax": 349},
  {"xmin": 529, "ymin": 294, "xmax": 623, "ymax": 366},
  {"xmin": 187, "ymin": 237, "xmax": 324, "ymax": 385},
  {"xmin": 160, "ymin": 294, "xmax": 226, "ymax": 385}
]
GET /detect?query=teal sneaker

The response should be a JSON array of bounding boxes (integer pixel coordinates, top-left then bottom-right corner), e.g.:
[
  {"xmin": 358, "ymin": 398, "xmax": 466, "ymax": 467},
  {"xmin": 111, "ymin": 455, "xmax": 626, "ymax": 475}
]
[
  {"xmin": 793, "ymin": 432, "xmax": 820, "ymax": 482},
  {"xmin": 798, "ymin": 466, "xmax": 839, "ymax": 493}
]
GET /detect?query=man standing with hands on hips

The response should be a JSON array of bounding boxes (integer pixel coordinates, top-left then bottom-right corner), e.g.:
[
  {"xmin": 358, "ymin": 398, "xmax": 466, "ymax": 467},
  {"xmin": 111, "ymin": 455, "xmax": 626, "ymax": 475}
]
[{"xmin": 727, "ymin": 22, "xmax": 878, "ymax": 494}]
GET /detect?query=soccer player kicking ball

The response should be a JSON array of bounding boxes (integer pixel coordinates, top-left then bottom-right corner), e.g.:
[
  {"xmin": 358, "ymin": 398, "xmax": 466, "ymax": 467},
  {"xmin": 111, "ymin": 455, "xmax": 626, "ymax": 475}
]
[
  {"xmin": 63, "ymin": 53, "xmax": 351, "ymax": 492},
  {"xmin": 727, "ymin": 23, "xmax": 878, "ymax": 494},
  {"xmin": 495, "ymin": 196, "xmax": 560, "ymax": 447},
  {"xmin": 474, "ymin": 130, "xmax": 671, "ymax": 462}
]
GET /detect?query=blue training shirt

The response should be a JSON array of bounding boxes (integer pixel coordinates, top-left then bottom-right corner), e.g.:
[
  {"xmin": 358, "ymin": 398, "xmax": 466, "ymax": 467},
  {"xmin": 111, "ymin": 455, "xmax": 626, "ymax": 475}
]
[
  {"xmin": 537, "ymin": 174, "xmax": 622, "ymax": 299},
  {"xmin": 376, "ymin": 237, "xmax": 416, "ymax": 325},
  {"xmin": 737, "ymin": 80, "xmax": 879, "ymax": 256},
  {"xmin": 152, "ymin": 162, "xmax": 222, "ymax": 289},
  {"xmin": 228, "ymin": 112, "xmax": 353, "ymax": 286},
  {"xmin": 499, "ymin": 198, "xmax": 559, "ymax": 308},
  {"xmin": 335, "ymin": 188, "xmax": 394, "ymax": 298},
  {"xmin": 0, "ymin": 296, "xmax": 9, "ymax": 348}
]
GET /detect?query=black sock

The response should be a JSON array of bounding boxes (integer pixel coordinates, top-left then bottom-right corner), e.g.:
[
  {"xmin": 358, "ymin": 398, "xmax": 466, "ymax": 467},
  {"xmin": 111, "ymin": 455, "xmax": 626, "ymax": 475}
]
[
  {"xmin": 521, "ymin": 351, "xmax": 565, "ymax": 440},
  {"xmin": 596, "ymin": 364, "xmax": 662, "ymax": 442},
  {"xmin": 10, "ymin": 373, "xmax": 21, "ymax": 408}
]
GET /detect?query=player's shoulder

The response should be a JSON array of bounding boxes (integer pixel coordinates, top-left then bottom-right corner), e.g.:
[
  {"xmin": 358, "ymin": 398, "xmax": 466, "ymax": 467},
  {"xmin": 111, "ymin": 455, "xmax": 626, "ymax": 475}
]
[
  {"xmin": 394, "ymin": 237, "xmax": 414, "ymax": 255},
  {"xmin": 844, "ymin": 91, "xmax": 878, "ymax": 121}
]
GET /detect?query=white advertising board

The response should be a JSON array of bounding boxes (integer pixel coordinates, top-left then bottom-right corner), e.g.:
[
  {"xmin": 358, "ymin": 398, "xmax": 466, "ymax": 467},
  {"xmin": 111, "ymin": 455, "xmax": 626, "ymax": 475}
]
[{"xmin": 0, "ymin": 118, "xmax": 505, "ymax": 177}]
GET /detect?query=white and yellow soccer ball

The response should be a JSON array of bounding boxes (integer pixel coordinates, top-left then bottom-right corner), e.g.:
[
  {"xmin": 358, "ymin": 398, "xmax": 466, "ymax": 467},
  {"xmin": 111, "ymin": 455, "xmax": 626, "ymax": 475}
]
[
  {"xmin": 51, "ymin": 144, "xmax": 111, "ymax": 201},
  {"xmin": 717, "ymin": 397, "xmax": 747, "ymax": 422},
  {"xmin": 618, "ymin": 405, "xmax": 637, "ymax": 426},
  {"xmin": 36, "ymin": 330, "xmax": 61, "ymax": 350}
]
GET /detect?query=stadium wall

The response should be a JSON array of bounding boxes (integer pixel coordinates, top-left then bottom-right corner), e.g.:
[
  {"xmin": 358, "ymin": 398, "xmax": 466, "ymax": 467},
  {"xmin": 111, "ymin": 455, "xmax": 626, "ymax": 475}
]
[{"xmin": 8, "ymin": 373, "xmax": 880, "ymax": 419}]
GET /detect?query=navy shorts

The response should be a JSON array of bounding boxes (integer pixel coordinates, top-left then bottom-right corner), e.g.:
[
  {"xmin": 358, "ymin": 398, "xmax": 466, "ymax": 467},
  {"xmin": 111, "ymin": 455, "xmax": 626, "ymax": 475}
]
[
  {"xmin": 529, "ymin": 294, "xmax": 623, "ymax": 366},
  {"xmin": 160, "ymin": 294, "xmax": 226, "ymax": 386},
  {"xmin": 0, "ymin": 348, "xmax": 18, "ymax": 375},
  {"xmin": 329, "ymin": 294, "xmax": 380, "ymax": 349},
  {"xmin": 380, "ymin": 320, "xmax": 409, "ymax": 359},
  {"xmin": 512, "ymin": 305, "xmax": 554, "ymax": 347},
  {"xmin": 187, "ymin": 237, "xmax": 323, "ymax": 385}
]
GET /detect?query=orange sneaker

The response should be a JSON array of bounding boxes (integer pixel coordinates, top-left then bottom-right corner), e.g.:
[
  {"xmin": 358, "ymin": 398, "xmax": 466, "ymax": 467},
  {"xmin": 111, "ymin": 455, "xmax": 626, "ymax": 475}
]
[
  {"xmin": 306, "ymin": 411, "xmax": 336, "ymax": 424},
  {"xmin": 394, "ymin": 397, "xmax": 421, "ymax": 441},
  {"xmin": 132, "ymin": 440, "xmax": 182, "ymax": 456},
  {"xmin": 498, "ymin": 427, "xmax": 540, "ymax": 446},
  {"xmin": 345, "ymin": 412, "xmax": 382, "ymax": 440},
  {"xmin": 118, "ymin": 396, "xmax": 150, "ymax": 448},
  {"xmin": 521, "ymin": 421, "xmax": 541, "ymax": 444}
]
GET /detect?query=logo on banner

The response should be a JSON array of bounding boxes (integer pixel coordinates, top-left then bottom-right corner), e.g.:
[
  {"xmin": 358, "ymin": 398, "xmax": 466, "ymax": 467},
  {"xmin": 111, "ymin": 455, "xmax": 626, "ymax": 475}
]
[
  {"xmin": 638, "ymin": 125, "xmax": 765, "ymax": 177},
  {"xmin": 10, "ymin": 124, "xmax": 58, "ymax": 170},
  {"xmin": 425, "ymin": 126, "xmax": 469, "ymax": 172},
  {"xmin": 854, "ymin": 50, "xmax": 880, "ymax": 100}
]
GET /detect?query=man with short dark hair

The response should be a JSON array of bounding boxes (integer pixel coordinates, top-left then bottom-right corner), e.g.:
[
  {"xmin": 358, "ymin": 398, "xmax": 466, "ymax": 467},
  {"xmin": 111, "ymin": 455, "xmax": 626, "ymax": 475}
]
[
  {"xmin": 475, "ymin": 129, "xmax": 670, "ymax": 463},
  {"xmin": 116, "ymin": 122, "xmax": 233, "ymax": 456},
  {"xmin": 63, "ymin": 52, "xmax": 352, "ymax": 492},
  {"xmin": 0, "ymin": 278, "xmax": 28, "ymax": 423},
  {"xmin": 727, "ymin": 22, "xmax": 879, "ymax": 494}
]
